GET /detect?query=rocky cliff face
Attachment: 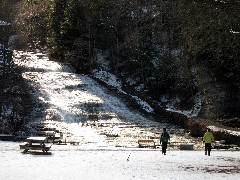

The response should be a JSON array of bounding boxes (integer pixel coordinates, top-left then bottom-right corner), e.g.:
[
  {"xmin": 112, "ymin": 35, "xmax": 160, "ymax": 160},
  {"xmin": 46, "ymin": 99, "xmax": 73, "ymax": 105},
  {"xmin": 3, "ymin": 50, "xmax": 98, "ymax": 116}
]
[{"xmin": 196, "ymin": 64, "xmax": 240, "ymax": 119}]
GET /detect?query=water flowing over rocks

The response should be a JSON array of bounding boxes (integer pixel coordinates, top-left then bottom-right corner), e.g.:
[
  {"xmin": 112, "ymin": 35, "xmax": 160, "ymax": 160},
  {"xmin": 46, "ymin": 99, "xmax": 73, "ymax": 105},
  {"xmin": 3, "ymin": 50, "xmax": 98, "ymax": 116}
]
[{"xmin": 12, "ymin": 50, "xmax": 212, "ymax": 149}]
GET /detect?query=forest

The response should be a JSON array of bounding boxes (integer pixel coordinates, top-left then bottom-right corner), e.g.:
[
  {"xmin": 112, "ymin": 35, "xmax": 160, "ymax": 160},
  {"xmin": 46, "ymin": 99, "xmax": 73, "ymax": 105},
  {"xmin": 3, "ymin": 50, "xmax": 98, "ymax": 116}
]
[{"xmin": 0, "ymin": 0, "xmax": 240, "ymax": 126}]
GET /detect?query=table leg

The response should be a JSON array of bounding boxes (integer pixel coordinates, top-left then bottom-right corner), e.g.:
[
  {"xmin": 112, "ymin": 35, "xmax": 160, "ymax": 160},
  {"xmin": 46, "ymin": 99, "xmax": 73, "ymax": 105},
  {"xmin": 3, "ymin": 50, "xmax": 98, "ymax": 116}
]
[{"xmin": 23, "ymin": 149, "xmax": 28, "ymax": 154}]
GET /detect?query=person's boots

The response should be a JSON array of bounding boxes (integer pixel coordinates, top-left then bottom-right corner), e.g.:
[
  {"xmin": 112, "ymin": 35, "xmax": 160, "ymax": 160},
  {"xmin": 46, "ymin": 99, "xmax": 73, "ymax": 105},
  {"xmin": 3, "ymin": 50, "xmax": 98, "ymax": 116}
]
[
  {"xmin": 208, "ymin": 151, "xmax": 210, "ymax": 156},
  {"xmin": 205, "ymin": 151, "xmax": 207, "ymax": 155}
]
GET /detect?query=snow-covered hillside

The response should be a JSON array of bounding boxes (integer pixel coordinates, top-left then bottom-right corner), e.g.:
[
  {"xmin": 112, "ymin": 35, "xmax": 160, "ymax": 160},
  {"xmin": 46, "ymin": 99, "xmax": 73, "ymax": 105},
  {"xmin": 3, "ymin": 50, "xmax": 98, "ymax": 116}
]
[
  {"xmin": 0, "ymin": 50, "xmax": 239, "ymax": 180},
  {"xmin": 12, "ymin": 50, "xmax": 203, "ymax": 148}
]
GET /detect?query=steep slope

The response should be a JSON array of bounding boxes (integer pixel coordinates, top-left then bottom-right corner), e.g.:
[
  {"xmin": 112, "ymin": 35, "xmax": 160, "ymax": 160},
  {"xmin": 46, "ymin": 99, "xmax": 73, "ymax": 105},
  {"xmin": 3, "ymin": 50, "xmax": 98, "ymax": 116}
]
[{"xmin": 13, "ymin": 50, "xmax": 203, "ymax": 148}]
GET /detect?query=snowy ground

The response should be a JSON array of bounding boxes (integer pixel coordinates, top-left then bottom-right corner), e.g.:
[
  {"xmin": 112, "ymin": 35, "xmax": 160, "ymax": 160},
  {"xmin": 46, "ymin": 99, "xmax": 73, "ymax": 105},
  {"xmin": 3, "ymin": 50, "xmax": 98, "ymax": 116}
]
[
  {"xmin": 3, "ymin": 50, "xmax": 238, "ymax": 180},
  {"xmin": 0, "ymin": 141, "xmax": 240, "ymax": 180}
]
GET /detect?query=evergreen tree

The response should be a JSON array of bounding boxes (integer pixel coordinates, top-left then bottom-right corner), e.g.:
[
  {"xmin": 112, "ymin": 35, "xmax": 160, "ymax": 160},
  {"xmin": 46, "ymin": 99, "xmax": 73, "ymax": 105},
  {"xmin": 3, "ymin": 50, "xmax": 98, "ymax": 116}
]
[
  {"xmin": 13, "ymin": 0, "xmax": 50, "ymax": 48},
  {"xmin": 179, "ymin": 0, "xmax": 240, "ymax": 118},
  {"xmin": 47, "ymin": 0, "xmax": 67, "ymax": 57}
]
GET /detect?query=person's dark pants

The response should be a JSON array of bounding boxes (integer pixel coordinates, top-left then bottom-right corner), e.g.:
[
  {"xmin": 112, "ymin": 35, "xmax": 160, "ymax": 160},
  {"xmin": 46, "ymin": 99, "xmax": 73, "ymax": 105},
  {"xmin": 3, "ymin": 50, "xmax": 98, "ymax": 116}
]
[
  {"xmin": 205, "ymin": 143, "xmax": 211, "ymax": 156},
  {"xmin": 162, "ymin": 142, "xmax": 168, "ymax": 154}
]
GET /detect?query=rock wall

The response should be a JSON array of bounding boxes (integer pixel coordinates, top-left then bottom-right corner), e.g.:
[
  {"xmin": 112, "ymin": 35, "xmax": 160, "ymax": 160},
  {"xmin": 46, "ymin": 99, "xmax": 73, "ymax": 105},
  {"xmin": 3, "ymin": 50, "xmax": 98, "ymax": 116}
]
[{"xmin": 195, "ymin": 64, "xmax": 240, "ymax": 119}]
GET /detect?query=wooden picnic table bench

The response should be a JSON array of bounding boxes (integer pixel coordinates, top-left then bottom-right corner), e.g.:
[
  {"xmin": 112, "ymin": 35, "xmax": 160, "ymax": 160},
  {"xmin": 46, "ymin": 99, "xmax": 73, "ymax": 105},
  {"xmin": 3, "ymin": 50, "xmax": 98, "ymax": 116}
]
[
  {"xmin": 19, "ymin": 137, "xmax": 52, "ymax": 154},
  {"xmin": 69, "ymin": 141, "xmax": 80, "ymax": 145},
  {"xmin": 138, "ymin": 139, "xmax": 156, "ymax": 148},
  {"xmin": 38, "ymin": 131, "xmax": 55, "ymax": 136},
  {"xmin": 52, "ymin": 133, "xmax": 67, "ymax": 145},
  {"xmin": 37, "ymin": 131, "xmax": 56, "ymax": 142}
]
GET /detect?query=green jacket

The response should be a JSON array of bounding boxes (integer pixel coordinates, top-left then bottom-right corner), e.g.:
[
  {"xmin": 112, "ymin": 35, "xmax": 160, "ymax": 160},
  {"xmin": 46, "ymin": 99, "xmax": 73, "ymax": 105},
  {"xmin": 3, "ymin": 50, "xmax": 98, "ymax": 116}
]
[
  {"xmin": 203, "ymin": 132, "xmax": 214, "ymax": 143},
  {"xmin": 160, "ymin": 132, "xmax": 170, "ymax": 143}
]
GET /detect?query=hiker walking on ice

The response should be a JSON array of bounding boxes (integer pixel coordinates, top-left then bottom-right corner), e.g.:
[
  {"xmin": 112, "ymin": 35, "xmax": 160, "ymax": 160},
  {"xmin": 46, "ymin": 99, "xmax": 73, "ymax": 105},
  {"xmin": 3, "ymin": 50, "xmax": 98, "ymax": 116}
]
[
  {"xmin": 160, "ymin": 128, "xmax": 170, "ymax": 155},
  {"xmin": 203, "ymin": 128, "xmax": 215, "ymax": 156}
]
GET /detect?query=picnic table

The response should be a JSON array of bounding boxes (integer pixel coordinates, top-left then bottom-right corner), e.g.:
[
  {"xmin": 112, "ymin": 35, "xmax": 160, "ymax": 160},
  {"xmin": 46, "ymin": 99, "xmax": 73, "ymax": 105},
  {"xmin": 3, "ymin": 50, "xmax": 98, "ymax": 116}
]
[
  {"xmin": 19, "ymin": 136, "xmax": 52, "ymax": 154},
  {"xmin": 38, "ymin": 131, "xmax": 55, "ymax": 136},
  {"xmin": 37, "ymin": 131, "xmax": 56, "ymax": 142}
]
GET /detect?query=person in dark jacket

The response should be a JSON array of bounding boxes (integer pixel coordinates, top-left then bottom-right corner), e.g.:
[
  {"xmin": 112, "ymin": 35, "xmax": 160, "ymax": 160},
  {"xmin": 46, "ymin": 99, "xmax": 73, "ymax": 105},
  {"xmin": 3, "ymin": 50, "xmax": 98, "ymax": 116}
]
[
  {"xmin": 160, "ymin": 128, "xmax": 170, "ymax": 155},
  {"xmin": 203, "ymin": 128, "xmax": 215, "ymax": 156}
]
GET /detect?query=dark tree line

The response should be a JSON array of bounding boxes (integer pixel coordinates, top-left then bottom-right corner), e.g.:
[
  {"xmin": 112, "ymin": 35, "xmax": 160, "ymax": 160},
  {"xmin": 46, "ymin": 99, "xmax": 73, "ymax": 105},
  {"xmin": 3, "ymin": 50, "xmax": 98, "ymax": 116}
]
[
  {"xmin": 2, "ymin": 0, "xmax": 240, "ymax": 119},
  {"xmin": 0, "ymin": 46, "xmax": 34, "ymax": 134}
]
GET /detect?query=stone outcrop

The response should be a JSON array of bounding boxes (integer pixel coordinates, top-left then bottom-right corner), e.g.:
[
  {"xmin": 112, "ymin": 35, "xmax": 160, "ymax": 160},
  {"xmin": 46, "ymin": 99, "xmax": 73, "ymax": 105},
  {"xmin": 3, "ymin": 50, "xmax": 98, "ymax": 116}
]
[{"xmin": 196, "ymin": 64, "xmax": 240, "ymax": 119}]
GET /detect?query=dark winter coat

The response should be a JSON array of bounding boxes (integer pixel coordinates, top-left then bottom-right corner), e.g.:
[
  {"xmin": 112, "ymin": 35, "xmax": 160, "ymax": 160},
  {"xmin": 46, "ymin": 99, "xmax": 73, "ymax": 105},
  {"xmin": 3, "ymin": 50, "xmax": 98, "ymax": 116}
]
[{"xmin": 160, "ymin": 132, "xmax": 170, "ymax": 143}]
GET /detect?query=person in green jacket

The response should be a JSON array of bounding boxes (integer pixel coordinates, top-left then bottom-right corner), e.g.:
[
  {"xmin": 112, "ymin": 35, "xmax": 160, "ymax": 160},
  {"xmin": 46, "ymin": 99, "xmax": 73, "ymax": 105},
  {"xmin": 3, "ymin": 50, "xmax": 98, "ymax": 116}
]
[
  {"xmin": 203, "ymin": 128, "xmax": 215, "ymax": 156},
  {"xmin": 160, "ymin": 128, "xmax": 170, "ymax": 155}
]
